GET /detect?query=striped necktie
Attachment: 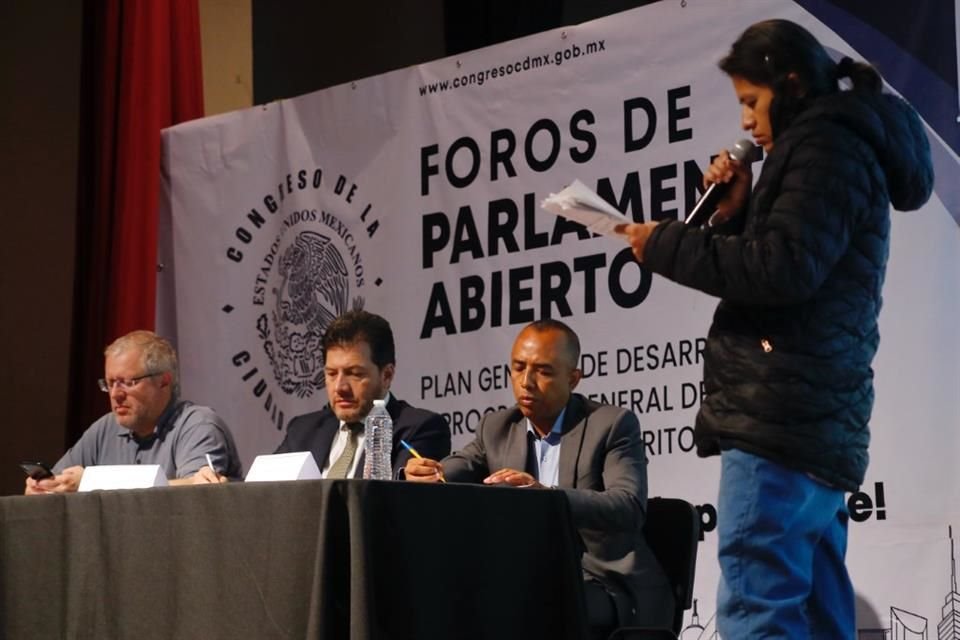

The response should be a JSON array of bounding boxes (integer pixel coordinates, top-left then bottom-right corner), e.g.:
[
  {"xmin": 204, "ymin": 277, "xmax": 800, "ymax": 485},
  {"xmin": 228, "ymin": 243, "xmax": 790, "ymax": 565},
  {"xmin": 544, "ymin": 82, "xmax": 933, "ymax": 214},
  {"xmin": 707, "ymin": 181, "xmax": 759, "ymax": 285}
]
[{"xmin": 327, "ymin": 422, "xmax": 363, "ymax": 479}]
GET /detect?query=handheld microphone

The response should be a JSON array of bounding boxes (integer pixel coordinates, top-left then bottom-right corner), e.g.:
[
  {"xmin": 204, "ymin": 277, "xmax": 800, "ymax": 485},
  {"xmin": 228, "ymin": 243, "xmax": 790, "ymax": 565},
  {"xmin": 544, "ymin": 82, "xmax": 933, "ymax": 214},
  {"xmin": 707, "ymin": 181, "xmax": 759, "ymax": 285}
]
[{"xmin": 684, "ymin": 139, "xmax": 754, "ymax": 226}]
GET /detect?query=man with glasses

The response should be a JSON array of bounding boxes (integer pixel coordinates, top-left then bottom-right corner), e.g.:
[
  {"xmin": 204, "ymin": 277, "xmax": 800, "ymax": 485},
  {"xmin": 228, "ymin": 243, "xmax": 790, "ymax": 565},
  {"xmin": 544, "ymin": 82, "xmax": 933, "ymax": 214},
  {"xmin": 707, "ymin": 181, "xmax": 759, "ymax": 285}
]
[{"xmin": 24, "ymin": 330, "xmax": 242, "ymax": 494}]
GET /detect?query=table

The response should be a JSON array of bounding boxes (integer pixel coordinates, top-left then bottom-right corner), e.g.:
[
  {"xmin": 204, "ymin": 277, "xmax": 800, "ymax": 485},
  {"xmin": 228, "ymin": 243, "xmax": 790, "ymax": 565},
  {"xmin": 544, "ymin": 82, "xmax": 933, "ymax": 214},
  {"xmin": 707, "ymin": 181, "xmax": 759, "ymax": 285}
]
[{"xmin": 0, "ymin": 480, "xmax": 588, "ymax": 639}]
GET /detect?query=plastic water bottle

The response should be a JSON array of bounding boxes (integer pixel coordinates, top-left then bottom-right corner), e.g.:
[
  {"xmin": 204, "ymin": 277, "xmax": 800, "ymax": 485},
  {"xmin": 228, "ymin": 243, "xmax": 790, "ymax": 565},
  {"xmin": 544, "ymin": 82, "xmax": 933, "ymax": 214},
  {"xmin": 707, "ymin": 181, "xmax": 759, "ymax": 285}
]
[{"xmin": 363, "ymin": 399, "xmax": 394, "ymax": 480}]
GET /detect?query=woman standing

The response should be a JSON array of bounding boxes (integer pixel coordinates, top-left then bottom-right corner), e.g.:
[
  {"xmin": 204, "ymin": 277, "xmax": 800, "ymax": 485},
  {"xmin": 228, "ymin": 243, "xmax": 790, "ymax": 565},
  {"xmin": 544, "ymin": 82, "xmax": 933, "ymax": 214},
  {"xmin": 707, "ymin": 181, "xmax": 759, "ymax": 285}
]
[{"xmin": 618, "ymin": 19, "xmax": 933, "ymax": 638}]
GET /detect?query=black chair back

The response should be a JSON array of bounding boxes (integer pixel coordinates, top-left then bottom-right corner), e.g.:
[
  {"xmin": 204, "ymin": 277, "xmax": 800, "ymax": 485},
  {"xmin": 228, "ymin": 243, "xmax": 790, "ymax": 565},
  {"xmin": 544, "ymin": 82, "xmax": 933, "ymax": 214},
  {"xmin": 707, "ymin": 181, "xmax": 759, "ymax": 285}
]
[
  {"xmin": 609, "ymin": 497, "xmax": 701, "ymax": 639},
  {"xmin": 644, "ymin": 497, "xmax": 700, "ymax": 635}
]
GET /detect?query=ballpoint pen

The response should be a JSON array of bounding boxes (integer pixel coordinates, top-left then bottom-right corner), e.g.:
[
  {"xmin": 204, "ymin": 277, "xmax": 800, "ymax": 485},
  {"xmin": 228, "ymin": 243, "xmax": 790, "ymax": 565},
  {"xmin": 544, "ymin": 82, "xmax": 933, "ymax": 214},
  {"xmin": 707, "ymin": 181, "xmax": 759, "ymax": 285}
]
[
  {"xmin": 205, "ymin": 454, "xmax": 218, "ymax": 475},
  {"xmin": 400, "ymin": 439, "xmax": 446, "ymax": 483}
]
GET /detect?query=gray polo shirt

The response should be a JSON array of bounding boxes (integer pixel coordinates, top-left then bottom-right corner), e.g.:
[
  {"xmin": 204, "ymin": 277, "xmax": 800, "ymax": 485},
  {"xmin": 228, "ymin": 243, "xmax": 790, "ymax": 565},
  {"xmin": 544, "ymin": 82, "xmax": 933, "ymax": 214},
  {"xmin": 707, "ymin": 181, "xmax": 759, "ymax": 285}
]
[{"xmin": 54, "ymin": 400, "xmax": 243, "ymax": 480}]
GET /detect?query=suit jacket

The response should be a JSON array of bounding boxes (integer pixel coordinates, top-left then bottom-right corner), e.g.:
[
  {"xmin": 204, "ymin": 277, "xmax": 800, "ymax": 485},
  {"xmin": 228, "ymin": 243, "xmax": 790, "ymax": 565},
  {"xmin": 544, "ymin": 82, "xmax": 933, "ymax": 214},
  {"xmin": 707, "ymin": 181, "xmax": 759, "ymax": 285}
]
[
  {"xmin": 275, "ymin": 395, "xmax": 451, "ymax": 478},
  {"xmin": 441, "ymin": 393, "xmax": 673, "ymax": 628}
]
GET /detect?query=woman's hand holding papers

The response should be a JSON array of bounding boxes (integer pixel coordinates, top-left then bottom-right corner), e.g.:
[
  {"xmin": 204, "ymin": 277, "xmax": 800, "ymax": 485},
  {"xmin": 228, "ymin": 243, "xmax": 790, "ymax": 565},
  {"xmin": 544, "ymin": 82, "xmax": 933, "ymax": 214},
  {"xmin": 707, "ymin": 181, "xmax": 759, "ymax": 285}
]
[{"xmin": 615, "ymin": 222, "xmax": 658, "ymax": 263}]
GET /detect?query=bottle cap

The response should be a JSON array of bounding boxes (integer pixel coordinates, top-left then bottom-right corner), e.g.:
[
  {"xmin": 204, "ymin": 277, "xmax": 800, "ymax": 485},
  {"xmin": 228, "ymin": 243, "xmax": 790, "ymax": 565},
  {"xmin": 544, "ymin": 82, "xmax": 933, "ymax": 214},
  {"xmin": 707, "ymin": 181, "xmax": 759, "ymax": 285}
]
[{"xmin": 373, "ymin": 399, "xmax": 386, "ymax": 407}]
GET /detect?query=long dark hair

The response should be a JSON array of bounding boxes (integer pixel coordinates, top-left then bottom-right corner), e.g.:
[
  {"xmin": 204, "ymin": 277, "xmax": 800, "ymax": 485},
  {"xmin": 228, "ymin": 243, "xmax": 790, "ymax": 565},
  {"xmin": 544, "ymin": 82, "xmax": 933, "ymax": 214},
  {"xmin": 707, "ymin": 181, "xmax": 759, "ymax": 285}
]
[{"xmin": 719, "ymin": 19, "xmax": 882, "ymax": 137}]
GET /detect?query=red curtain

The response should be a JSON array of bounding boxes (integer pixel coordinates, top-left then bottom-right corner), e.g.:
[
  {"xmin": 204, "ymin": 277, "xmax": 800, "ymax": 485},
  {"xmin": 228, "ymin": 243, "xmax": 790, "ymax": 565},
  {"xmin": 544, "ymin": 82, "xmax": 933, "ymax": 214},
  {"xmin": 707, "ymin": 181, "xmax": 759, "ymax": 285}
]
[{"xmin": 69, "ymin": 0, "xmax": 204, "ymax": 442}]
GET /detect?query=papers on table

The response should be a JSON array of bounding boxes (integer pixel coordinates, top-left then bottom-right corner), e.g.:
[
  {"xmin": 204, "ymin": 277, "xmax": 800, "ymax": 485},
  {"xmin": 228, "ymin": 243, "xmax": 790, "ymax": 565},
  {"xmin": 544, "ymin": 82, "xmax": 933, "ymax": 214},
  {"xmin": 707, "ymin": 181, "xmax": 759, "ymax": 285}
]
[
  {"xmin": 540, "ymin": 179, "xmax": 628, "ymax": 237},
  {"xmin": 78, "ymin": 464, "xmax": 168, "ymax": 491},
  {"xmin": 245, "ymin": 451, "xmax": 322, "ymax": 482}
]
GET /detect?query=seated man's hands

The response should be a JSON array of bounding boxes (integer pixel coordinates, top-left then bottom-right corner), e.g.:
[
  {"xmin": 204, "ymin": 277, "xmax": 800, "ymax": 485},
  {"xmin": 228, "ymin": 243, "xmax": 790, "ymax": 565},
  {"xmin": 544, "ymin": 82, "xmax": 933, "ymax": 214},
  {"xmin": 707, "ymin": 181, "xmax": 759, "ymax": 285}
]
[
  {"xmin": 24, "ymin": 466, "xmax": 84, "ymax": 495},
  {"xmin": 24, "ymin": 476, "xmax": 52, "ymax": 495},
  {"xmin": 483, "ymin": 468, "xmax": 544, "ymax": 489},
  {"xmin": 168, "ymin": 466, "xmax": 228, "ymax": 485},
  {"xmin": 190, "ymin": 466, "xmax": 228, "ymax": 484},
  {"xmin": 404, "ymin": 457, "xmax": 445, "ymax": 483}
]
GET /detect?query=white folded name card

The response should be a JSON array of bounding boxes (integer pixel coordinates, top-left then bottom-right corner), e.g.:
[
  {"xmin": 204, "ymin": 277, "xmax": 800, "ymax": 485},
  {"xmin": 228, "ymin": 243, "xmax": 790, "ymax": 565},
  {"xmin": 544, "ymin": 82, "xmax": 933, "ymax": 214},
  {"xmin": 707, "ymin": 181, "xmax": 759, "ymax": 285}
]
[
  {"xmin": 78, "ymin": 464, "xmax": 169, "ymax": 492},
  {"xmin": 245, "ymin": 451, "xmax": 321, "ymax": 482}
]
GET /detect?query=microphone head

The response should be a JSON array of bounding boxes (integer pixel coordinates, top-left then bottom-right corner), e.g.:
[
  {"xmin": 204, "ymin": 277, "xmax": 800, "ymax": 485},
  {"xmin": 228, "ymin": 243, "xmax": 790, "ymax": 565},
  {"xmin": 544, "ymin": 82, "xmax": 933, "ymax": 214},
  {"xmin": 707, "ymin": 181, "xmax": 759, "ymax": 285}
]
[{"xmin": 729, "ymin": 139, "xmax": 754, "ymax": 162}]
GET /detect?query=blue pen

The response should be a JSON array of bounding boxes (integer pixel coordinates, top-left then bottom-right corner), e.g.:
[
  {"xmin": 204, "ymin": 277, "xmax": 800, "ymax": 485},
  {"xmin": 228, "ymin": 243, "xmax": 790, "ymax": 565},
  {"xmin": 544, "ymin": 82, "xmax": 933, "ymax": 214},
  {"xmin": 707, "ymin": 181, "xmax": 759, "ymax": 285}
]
[{"xmin": 400, "ymin": 439, "xmax": 446, "ymax": 483}]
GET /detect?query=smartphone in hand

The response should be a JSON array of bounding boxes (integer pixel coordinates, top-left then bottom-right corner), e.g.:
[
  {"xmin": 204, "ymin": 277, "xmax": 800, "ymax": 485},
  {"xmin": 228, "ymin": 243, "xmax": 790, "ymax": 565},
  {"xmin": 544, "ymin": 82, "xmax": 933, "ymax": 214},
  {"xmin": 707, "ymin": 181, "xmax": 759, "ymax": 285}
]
[{"xmin": 20, "ymin": 461, "xmax": 55, "ymax": 480}]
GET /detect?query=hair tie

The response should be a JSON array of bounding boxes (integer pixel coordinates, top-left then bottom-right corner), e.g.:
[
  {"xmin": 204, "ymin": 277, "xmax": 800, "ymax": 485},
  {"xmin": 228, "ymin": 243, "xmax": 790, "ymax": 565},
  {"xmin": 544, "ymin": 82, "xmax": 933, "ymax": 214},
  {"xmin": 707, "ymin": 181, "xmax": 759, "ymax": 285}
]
[{"xmin": 835, "ymin": 56, "xmax": 854, "ymax": 80}]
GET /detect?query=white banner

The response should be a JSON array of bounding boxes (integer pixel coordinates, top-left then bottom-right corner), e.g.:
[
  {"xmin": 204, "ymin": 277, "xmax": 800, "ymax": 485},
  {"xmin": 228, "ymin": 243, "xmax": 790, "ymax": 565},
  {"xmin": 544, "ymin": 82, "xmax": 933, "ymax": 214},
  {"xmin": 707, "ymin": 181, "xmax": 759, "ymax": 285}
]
[{"xmin": 159, "ymin": 0, "xmax": 960, "ymax": 635}]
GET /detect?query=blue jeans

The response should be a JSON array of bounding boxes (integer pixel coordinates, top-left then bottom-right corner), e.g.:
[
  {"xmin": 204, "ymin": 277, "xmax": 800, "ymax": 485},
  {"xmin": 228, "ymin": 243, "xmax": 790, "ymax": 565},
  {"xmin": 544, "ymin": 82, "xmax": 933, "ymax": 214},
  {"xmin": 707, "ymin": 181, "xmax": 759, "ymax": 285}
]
[{"xmin": 716, "ymin": 449, "xmax": 855, "ymax": 639}]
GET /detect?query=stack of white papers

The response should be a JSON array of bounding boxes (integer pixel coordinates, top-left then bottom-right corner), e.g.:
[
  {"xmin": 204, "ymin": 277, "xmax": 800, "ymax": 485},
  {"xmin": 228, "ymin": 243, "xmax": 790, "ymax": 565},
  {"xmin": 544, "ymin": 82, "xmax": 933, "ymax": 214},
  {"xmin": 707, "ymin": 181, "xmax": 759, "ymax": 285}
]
[{"xmin": 540, "ymin": 179, "xmax": 628, "ymax": 237}]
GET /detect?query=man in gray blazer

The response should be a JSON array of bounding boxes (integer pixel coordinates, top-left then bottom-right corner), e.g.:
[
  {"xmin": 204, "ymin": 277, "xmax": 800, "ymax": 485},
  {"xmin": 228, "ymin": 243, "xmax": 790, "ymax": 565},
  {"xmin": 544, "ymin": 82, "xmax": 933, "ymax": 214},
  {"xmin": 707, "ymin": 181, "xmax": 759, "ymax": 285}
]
[{"xmin": 405, "ymin": 319, "xmax": 673, "ymax": 637}]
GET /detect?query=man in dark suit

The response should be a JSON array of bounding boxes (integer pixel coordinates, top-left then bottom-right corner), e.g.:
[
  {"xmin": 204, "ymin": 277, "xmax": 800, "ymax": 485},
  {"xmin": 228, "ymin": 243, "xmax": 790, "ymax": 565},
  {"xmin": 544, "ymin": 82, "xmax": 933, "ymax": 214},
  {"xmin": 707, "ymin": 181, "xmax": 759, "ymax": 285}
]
[
  {"xmin": 405, "ymin": 319, "xmax": 673, "ymax": 638},
  {"xmin": 275, "ymin": 310, "xmax": 450, "ymax": 478}
]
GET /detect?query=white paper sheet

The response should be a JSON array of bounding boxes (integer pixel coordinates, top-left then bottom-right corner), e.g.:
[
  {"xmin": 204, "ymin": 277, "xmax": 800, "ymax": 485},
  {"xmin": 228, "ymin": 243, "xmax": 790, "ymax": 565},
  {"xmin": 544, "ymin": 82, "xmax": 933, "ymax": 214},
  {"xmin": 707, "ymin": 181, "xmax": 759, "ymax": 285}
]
[
  {"xmin": 245, "ymin": 451, "xmax": 322, "ymax": 482},
  {"xmin": 78, "ymin": 464, "xmax": 168, "ymax": 491},
  {"xmin": 540, "ymin": 179, "xmax": 629, "ymax": 237}
]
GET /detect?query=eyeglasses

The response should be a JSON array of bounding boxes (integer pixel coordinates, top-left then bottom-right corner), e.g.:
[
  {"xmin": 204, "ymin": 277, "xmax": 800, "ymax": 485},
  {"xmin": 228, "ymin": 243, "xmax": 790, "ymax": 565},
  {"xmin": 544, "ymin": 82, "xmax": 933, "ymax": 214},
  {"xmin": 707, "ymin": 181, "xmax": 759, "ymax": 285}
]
[{"xmin": 97, "ymin": 372, "xmax": 161, "ymax": 393}]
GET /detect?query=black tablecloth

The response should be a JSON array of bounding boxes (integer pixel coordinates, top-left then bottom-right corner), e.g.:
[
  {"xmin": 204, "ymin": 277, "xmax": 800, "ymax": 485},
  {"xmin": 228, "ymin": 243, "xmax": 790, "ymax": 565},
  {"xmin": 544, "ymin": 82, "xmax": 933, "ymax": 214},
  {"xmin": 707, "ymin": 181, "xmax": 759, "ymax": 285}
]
[{"xmin": 0, "ymin": 480, "xmax": 588, "ymax": 639}]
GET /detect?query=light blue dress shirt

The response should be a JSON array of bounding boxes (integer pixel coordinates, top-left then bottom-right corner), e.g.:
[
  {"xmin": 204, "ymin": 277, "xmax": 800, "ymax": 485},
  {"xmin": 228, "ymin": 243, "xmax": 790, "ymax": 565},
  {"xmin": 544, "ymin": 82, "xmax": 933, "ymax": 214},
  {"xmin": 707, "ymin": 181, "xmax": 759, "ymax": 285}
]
[{"xmin": 526, "ymin": 408, "xmax": 565, "ymax": 487}]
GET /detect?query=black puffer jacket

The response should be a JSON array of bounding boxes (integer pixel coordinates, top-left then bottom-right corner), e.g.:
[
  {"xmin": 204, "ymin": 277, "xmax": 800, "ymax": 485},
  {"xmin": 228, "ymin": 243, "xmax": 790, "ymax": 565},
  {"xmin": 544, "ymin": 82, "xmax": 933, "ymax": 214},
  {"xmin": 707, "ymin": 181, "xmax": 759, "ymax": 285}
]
[{"xmin": 643, "ymin": 90, "xmax": 933, "ymax": 491}]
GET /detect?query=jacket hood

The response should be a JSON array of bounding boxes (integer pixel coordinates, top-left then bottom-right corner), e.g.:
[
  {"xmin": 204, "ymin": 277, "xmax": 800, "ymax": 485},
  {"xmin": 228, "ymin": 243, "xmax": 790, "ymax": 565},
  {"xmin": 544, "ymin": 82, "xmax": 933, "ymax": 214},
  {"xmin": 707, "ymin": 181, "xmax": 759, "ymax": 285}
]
[{"xmin": 795, "ymin": 91, "xmax": 934, "ymax": 212}]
